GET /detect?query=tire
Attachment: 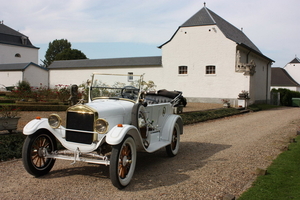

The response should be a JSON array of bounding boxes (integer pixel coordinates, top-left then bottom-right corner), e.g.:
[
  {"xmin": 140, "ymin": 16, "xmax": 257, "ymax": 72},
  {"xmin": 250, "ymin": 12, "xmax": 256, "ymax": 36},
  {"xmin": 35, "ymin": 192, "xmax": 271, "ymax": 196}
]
[
  {"xmin": 22, "ymin": 130, "xmax": 57, "ymax": 177},
  {"xmin": 166, "ymin": 122, "xmax": 180, "ymax": 157},
  {"xmin": 110, "ymin": 136, "xmax": 137, "ymax": 189}
]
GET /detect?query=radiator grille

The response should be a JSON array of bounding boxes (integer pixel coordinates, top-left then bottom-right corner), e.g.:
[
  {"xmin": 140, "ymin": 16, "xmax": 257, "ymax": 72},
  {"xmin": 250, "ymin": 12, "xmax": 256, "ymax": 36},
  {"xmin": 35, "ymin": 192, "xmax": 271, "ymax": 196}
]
[{"xmin": 66, "ymin": 111, "xmax": 95, "ymax": 144}]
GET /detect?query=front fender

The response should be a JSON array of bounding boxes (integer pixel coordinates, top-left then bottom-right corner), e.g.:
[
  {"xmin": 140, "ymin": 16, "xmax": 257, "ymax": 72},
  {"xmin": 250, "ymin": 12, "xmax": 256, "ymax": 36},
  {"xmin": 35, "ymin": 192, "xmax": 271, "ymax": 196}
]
[
  {"xmin": 106, "ymin": 125, "xmax": 143, "ymax": 149},
  {"xmin": 23, "ymin": 118, "xmax": 52, "ymax": 135}
]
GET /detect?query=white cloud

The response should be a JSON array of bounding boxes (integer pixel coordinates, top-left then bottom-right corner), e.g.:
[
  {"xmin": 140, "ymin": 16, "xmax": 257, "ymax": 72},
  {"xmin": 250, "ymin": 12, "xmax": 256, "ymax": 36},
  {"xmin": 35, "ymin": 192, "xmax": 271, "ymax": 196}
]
[{"xmin": 1, "ymin": 0, "xmax": 300, "ymax": 67}]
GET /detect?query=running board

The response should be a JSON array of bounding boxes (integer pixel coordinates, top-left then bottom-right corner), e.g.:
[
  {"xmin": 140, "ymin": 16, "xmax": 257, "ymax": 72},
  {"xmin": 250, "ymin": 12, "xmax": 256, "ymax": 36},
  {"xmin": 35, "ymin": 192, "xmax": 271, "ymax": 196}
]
[{"xmin": 146, "ymin": 140, "xmax": 169, "ymax": 152}]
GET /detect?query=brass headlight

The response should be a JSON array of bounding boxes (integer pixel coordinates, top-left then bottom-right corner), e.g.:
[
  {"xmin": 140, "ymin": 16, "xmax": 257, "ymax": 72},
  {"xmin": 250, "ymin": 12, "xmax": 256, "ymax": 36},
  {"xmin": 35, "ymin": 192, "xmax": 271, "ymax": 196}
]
[
  {"xmin": 95, "ymin": 118, "xmax": 108, "ymax": 134},
  {"xmin": 48, "ymin": 114, "xmax": 62, "ymax": 129}
]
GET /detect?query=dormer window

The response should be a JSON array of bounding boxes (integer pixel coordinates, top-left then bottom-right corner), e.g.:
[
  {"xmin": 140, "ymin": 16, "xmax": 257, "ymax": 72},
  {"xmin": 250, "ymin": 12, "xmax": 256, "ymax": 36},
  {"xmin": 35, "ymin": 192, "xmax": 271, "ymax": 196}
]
[
  {"xmin": 21, "ymin": 36, "xmax": 28, "ymax": 45},
  {"xmin": 15, "ymin": 53, "xmax": 21, "ymax": 58}
]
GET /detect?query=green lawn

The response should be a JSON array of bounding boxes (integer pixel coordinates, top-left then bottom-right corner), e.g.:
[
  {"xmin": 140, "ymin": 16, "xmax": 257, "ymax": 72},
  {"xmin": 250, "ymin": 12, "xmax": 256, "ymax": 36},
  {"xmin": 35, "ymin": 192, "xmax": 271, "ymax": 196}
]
[{"xmin": 239, "ymin": 135, "xmax": 300, "ymax": 199}]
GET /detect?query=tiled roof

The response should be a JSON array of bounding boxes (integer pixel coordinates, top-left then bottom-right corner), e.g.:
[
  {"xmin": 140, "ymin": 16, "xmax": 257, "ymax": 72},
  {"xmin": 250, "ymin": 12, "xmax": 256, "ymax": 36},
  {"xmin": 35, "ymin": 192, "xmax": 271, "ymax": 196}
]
[
  {"xmin": 289, "ymin": 57, "xmax": 300, "ymax": 64},
  {"xmin": 159, "ymin": 6, "xmax": 273, "ymax": 62},
  {"xmin": 271, "ymin": 67, "xmax": 299, "ymax": 86},
  {"xmin": 0, "ymin": 62, "xmax": 47, "ymax": 71},
  {"xmin": 180, "ymin": 7, "xmax": 261, "ymax": 53},
  {"xmin": 0, "ymin": 23, "xmax": 38, "ymax": 49},
  {"xmin": 48, "ymin": 56, "xmax": 162, "ymax": 69}
]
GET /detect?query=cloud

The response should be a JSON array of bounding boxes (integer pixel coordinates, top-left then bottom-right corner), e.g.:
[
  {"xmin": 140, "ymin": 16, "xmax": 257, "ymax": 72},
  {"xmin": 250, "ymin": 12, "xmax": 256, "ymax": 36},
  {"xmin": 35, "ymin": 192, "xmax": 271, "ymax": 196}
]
[{"xmin": 1, "ymin": 0, "xmax": 300, "ymax": 67}]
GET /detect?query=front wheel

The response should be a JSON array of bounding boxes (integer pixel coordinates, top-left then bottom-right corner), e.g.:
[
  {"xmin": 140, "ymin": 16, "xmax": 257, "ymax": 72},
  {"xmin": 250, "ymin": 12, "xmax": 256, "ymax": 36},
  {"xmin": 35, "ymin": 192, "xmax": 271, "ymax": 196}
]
[
  {"xmin": 110, "ymin": 136, "xmax": 137, "ymax": 189},
  {"xmin": 22, "ymin": 130, "xmax": 57, "ymax": 177},
  {"xmin": 166, "ymin": 122, "xmax": 180, "ymax": 157}
]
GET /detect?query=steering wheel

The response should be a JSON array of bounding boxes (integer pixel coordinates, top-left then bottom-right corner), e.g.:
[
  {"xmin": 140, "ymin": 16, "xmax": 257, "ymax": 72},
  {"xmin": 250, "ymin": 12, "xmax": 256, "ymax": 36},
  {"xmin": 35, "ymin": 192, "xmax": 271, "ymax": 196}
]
[{"xmin": 121, "ymin": 86, "xmax": 139, "ymax": 100}]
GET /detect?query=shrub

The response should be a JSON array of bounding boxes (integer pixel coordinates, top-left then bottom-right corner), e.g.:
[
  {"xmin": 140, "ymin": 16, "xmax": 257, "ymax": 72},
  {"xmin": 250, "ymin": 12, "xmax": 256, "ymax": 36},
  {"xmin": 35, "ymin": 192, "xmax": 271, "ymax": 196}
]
[
  {"xmin": 271, "ymin": 88, "xmax": 300, "ymax": 106},
  {"xmin": 0, "ymin": 133, "xmax": 26, "ymax": 161},
  {"xmin": 13, "ymin": 81, "xmax": 32, "ymax": 100}
]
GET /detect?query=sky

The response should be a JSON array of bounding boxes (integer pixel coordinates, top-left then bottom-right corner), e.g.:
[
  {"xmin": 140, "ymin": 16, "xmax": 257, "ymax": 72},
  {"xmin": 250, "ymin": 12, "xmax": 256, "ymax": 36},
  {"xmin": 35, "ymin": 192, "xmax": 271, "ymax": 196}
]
[{"xmin": 1, "ymin": 0, "xmax": 300, "ymax": 67}]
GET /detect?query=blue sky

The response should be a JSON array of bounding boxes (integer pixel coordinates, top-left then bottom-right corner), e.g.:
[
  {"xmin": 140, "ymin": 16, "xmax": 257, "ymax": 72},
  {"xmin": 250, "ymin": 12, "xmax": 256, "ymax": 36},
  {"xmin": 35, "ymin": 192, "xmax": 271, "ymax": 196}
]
[{"xmin": 2, "ymin": 0, "xmax": 300, "ymax": 67}]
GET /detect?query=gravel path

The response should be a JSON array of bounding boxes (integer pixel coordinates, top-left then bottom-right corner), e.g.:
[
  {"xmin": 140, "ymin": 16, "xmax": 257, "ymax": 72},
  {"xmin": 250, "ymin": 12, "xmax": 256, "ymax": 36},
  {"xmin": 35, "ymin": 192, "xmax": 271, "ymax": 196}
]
[{"xmin": 1, "ymin": 106, "xmax": 299, "ymax": 199}]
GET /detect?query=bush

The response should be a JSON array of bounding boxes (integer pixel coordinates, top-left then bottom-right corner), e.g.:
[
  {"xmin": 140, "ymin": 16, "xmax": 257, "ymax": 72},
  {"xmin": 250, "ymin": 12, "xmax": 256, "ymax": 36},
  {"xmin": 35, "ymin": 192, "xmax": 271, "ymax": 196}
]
[
  {"xmin": 271, "ymin": 88, "xmax": 300, "ymax": 106},
  {"xmin": 180, "ymin": 108, "xmax": 240, "ymax": 125},
  {"xmin": 0, "ymin": 132, "xmax": 26, "ymax": 161}
]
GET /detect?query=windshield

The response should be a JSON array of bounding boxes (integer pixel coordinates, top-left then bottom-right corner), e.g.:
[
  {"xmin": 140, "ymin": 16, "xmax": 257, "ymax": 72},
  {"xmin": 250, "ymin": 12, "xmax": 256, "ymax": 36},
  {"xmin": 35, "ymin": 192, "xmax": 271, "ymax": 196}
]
[{"xmin": 90, "ymin": 73, "xmax": 143, "ymax": 102}]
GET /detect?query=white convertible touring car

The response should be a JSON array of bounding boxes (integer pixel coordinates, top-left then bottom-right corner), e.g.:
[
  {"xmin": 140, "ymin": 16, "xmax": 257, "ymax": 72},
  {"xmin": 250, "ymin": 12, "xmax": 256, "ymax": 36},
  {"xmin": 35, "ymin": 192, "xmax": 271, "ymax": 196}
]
[{"xmin": 22, "ymin": 73, "xmax": 183, "ymax": 189}]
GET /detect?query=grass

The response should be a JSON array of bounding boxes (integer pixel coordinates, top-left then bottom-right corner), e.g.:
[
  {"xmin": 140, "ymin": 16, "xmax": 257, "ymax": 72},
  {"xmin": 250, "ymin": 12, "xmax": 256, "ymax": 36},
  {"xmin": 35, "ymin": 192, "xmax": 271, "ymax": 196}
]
[
  {"xmin": 239, "ymin": 135, "xmax": 300, "ymax": 200},
  {"xmin": 248, "ymin": 103, "xmax": 280, "ymax": 111}
]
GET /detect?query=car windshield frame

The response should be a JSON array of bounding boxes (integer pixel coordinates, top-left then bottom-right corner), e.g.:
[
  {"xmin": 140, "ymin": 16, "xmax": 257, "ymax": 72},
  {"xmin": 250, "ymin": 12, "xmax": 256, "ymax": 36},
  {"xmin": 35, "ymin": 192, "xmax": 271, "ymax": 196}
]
[{"xmin": 89, "ymin": 73, "xmax": 144, "ymax": 103}]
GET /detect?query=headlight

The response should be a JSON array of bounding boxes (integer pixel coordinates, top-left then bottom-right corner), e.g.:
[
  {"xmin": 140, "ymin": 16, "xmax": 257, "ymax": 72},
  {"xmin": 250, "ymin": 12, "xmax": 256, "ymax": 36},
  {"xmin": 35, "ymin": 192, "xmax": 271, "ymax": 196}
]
[
  {"xmin": 95, "ymin": 118, "xmax": 108, "ymax": 134},
  {"xmin": 48, "ymin": 114, "xmax": 62, "ymax": 129}
]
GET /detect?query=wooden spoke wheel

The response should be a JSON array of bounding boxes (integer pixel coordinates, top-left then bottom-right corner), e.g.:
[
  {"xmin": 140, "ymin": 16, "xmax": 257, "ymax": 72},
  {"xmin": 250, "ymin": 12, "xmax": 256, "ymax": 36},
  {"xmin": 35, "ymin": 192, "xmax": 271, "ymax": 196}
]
[
  {"xmin": 110, "ymin": 136, "xmax": 137, "ymax": 189},
  {"xmin": 22, "ymin": 130, "xmax": 57, "ymax": 177},
  {"xmin": 166, "ymin": 122, "xmax": 180, "ymax": 157}
]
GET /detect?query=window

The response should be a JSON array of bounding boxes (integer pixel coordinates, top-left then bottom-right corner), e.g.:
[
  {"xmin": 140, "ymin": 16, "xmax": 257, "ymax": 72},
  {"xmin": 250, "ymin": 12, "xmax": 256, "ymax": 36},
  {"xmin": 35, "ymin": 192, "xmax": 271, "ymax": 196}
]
[
  {"xmin": 206, "ymin": 65, "xmax": 216, "ymax": 74},
  {"xmin": 128, "ymin": 72, "xmax": 133, "ymax": 81},
  {"xmin": 178, "ymin": 66, "xmax": 188, "ymax": 74},
  {"xmin": 15, "ymin": 53, "xmax": 21, "ymax": 58}
]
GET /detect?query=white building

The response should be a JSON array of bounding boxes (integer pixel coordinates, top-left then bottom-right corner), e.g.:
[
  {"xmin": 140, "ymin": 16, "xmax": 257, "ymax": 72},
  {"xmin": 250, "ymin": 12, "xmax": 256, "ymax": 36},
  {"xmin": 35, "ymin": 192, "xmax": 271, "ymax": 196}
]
[
  {"xmin": 0, "ymin": 22, "xmax": 39, "ymax": 64},
  {"xmin": 0, "ymin": 62, "xmax": 48, "ymax": 87},
  {"xmin": 49, "ymin": 5, "xmax": 273, "ymax": 105},
  {"xmin": 271, "ymin": 67, "xmax": 300, "ymax": 92},
  {"xmin": 283, "ymin": 57, "xmax": 300, "ymax": 85},
  {"xmin": 0, "ymin": 22, "xmax": 45, "ymax": 88}
]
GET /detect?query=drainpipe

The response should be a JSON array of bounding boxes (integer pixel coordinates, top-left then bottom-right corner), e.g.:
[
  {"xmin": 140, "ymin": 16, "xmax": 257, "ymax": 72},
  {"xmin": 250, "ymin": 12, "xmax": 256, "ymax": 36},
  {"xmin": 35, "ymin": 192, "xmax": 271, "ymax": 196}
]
[
  {"xmin": 266, "ymin": 61, "xmax": 271, "ymax": 104},
  {"xmin": 246, "ymin": 50, "xmax": 251, "ymax": 63}
]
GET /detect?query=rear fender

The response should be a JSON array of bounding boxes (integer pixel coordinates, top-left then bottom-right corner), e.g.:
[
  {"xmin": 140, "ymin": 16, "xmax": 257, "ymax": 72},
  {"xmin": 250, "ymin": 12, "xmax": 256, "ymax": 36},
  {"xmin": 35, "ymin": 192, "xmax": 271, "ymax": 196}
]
[
  {"xmin": 106, "ymin": 125, "xmax": 143, "ymax": 149},
  {"xmin": 161, "ymin": 115, "xmax": 183, "ymax": 141}
]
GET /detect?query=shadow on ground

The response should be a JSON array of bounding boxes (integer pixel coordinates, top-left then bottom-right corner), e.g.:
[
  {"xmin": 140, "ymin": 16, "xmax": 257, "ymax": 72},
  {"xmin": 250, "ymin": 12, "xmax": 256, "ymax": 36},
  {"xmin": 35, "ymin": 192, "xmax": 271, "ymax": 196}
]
[{"xmin": 41, "ymin": 141, "xmax": 231, "ymax": 191}]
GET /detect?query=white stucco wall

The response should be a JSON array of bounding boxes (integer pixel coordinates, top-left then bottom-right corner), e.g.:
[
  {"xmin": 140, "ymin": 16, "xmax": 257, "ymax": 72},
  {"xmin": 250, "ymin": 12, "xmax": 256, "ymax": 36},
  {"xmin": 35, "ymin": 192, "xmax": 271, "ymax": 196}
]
[
  {"xmin": 284, "ymin": 63, "xmax": 300, "ymax": 85},
  {"xmin": 160, "ymin": 25, "xmax": 250, "ymax": 103},
  {"xmin": 49, "ymin": 66, "xmax": 163, "ymax": 89},
  {"xmin": 247, "ymin": 52, "xmax": 272, "ymax": 104},
  {"xmin": 0, "ymin": 71, "xmax": 23, "ymax": 86},
  {"xmin": 48, "ymin": 24, "xmax": 271, "ymax": 105},
  {"xmin": 0, "ymin": 43, "xmax": 39, "ymax": 64},
  {"xmin": 23, "ymin": 65, "xmax": 48, "ymax": 87}
]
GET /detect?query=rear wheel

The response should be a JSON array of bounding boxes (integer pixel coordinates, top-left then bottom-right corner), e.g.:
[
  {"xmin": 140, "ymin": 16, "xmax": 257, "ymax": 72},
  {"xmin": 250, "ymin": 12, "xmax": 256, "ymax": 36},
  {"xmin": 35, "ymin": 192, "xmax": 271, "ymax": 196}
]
[
  {"xmin": 110, "ymin": 136, "xmax": 137, "ymax": 189},
  {"xmin": 22, "ymin": 130, "xmax": 57, "ymax": 176},
  {"xmin": 166, "ymin": 122, "xmax": 180, "ymax": 157}
]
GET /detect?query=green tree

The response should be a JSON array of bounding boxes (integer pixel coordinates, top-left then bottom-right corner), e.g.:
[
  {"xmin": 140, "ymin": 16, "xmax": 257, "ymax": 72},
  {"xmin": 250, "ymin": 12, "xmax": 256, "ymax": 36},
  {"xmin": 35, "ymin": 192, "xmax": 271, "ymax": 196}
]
[
  {"xmin": 41, "ymin": 39, "xmax": 87, "ymax": 67},
  {"xmin": 55, "ymin": 49, "xmax": 87, "ymax": 61}
]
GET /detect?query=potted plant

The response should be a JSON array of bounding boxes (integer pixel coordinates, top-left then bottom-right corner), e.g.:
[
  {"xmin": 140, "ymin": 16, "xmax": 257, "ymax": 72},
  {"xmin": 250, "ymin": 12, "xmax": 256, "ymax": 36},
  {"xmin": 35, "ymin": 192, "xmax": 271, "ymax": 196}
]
[
  {"xmin": 238, "ymin": 90, "xmax": 249, "ymax": 99},
  {"xmin": 222, "ymin": 99, "xmax": 230, "ymax": 108},
  {"xmin": 0, "ymin": 106, "xmax": 20, "ymax": 133}
]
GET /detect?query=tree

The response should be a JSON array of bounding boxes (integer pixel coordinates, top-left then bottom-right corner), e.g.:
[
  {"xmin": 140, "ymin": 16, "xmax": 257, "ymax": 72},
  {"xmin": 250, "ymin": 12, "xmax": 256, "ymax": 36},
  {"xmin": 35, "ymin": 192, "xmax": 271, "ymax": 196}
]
[
  {"xmin": 41, "ymin": 39, "xmax": 87, "ymax": 67},
  {"xmin": 55, "ymin": 49, "xmax": 87, "ymax": 61}
]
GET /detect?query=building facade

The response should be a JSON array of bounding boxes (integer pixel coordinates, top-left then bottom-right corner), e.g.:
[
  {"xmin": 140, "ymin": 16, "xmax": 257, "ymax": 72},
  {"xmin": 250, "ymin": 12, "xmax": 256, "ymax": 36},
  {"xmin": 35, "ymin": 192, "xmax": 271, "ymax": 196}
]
[
  {"xmin": 48, "ymin": 6, "xmax": 273, "ymax": 105},
  {"xmin": 283, "ymin": 57, "xmax": 300, "ymax": 85},
  {"xmin": 0, "ymin": 22, "xmax": 39, "ymax": 64}
]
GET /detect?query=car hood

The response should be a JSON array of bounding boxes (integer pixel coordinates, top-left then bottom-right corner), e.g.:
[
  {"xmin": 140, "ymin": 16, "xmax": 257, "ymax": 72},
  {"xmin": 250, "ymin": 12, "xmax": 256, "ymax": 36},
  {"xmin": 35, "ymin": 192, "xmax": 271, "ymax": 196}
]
[{"xmin": 86, "ymin": 99, "xmax": 134, "ymax": 124}]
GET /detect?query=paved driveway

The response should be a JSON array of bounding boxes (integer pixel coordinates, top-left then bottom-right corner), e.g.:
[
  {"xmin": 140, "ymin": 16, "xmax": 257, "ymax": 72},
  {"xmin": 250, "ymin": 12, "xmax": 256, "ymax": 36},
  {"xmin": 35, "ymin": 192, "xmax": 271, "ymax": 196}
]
[{"xmin": 1, "ymin": 107, "xmax": 299, "ymax": 199}]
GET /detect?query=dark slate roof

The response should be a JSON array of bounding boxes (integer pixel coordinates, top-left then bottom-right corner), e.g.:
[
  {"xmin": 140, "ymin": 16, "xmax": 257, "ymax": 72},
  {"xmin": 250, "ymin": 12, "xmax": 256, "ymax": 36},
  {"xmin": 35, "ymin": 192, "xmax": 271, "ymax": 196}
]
[
  {"xmin": 0, "ymin": 23, "xmax": 38, "ymax": 49},
  {"xmin": 48, "ymin": 56, "xmax": 162, "ymax": 69},
  {"xmin": 289, "ymin": 57, "xmax": 300, "ymax": 64},
  {"xmin": 0, "ymin": 62, "xmax": 47, "ymax": 71},
  {"xmin": 271, "ymin": 67, "xmax": 300, "ymax": 86},
  {"xmin": 159, "ymin": 6, "xmax": 273, "ymax": 62}
]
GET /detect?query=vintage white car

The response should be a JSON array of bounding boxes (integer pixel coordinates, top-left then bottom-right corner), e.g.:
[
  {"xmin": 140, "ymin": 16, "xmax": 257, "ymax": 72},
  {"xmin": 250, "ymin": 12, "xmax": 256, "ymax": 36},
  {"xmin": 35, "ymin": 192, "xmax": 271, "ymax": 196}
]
[{"xmin": 22, "ymin": 73, "xmax": 183, "ymax": 189}]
